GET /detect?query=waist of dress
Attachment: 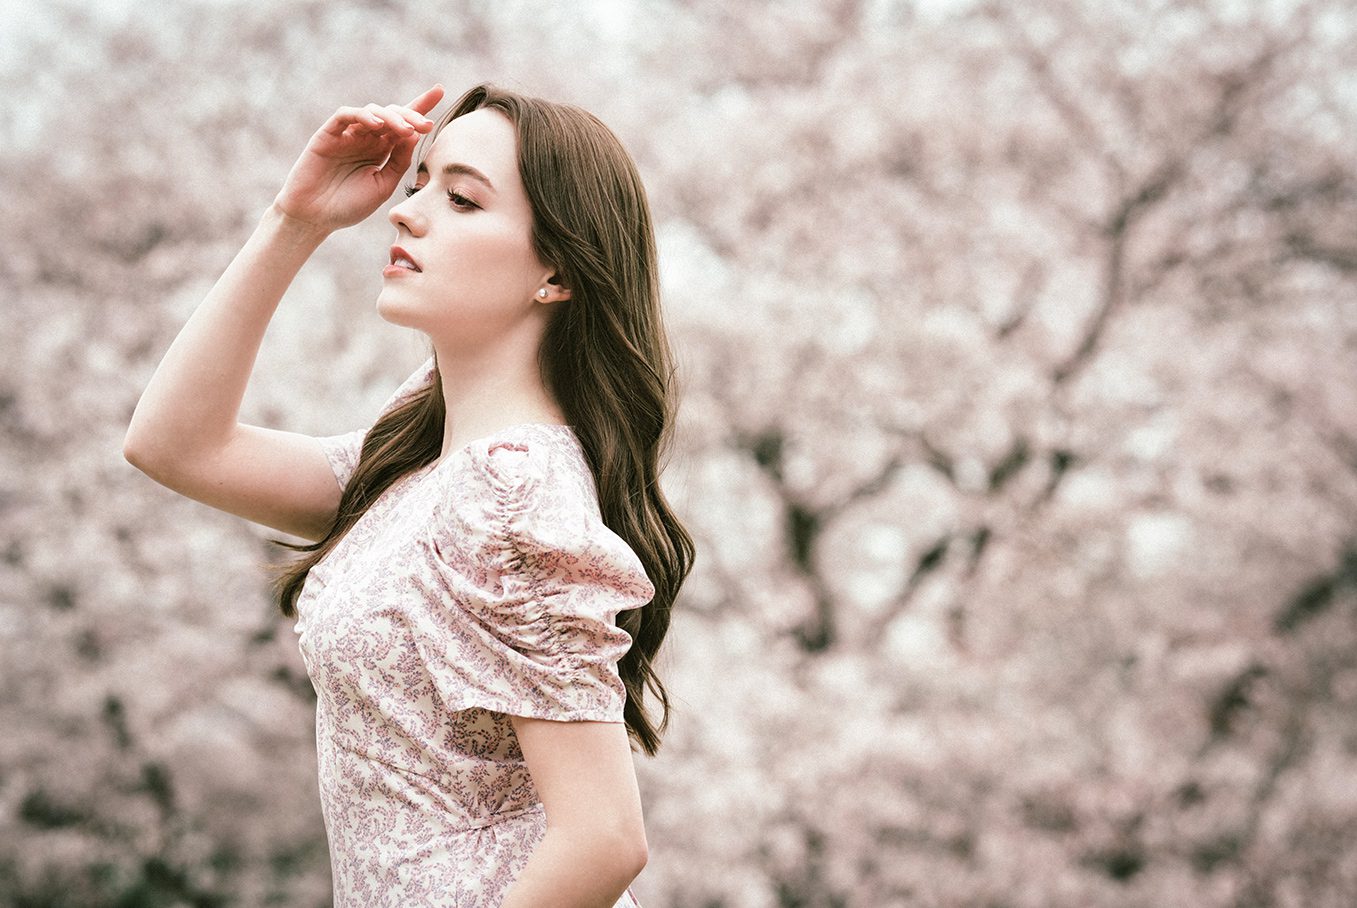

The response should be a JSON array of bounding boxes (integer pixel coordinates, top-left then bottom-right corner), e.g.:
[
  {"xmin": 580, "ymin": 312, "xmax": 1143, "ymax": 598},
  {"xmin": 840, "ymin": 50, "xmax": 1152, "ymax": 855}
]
[
  {"xmin": 327, "ymin": 738, "xmax": 545, "ymax": 833},
  {"xmin": 445, "ymin": 799, "xmax": 546, "ymax": 832}
]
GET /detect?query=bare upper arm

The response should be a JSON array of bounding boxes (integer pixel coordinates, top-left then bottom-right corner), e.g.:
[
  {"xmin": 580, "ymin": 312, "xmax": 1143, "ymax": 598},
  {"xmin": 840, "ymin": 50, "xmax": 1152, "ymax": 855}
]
[
  {"xmin": 124, "ymin": 423, "xmax": 347, "ymax": 543},
  {"xmin": 510, "ymin": 716, "xmax": 648, "ymax": 860}
]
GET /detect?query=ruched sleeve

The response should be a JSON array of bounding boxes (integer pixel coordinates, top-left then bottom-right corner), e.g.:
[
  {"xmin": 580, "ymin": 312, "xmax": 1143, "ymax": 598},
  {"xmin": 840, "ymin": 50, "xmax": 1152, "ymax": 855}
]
[
  {"xmin": 314, "ymin": 356, "xmax": 437, "ymax": 491},
  {"xmin": 424, "ymin": 432, "xmax": 655, "ymax": 723}
]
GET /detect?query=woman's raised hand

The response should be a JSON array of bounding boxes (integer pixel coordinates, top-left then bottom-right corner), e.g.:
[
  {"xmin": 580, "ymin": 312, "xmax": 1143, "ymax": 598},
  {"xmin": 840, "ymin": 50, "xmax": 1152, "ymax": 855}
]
[{"xmin": 271, "ymin": 84, "xmax": 446, "ymax": 234}]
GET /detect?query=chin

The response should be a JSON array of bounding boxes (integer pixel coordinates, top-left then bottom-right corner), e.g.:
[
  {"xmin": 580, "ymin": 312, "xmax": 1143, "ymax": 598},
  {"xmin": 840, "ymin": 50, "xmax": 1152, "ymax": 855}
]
[{"xmin": 375, "ymin": 295, "xmax": 426, "ymax": 329}]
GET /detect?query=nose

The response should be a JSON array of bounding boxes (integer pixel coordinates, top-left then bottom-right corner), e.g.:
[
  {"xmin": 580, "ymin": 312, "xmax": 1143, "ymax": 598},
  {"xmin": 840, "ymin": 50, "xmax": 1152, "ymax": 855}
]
[{"xmin": 388, "ymin": 193, "xmax": 425, "ymax": 236}]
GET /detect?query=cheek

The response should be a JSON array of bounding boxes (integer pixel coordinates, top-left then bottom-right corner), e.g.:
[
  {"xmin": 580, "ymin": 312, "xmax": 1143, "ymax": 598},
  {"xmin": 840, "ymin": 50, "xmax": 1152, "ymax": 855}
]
[{"xmin": 443, "ymin": 221, "xmax": 538, "ymax": 287}]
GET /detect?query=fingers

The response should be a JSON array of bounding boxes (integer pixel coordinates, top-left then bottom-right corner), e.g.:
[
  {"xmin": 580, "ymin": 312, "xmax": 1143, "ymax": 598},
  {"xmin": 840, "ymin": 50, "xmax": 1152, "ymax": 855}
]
[
  {"xmin": 387, "ymin": 102, "xmax": 435, "ymax": 130},
  {"xmin": 321, "ymin": 93, "xmax": 441, "ymax": 140},
  {"xmin": 322, "ymin": 106, "xmax": 370, "ymax": 136},
  {"xmin": 320, "ymin": 105, "xmax": 397, "ymax": 136},
  {"xmin": 407, "ymin": 83, "xmax": 445, "ymax": 114},
  {"xmin": 360, "ymin": 102, "xmax": 434, "ymax": 136},
  {"xmin": 381, "ymin": 131, "xmax": 419, "ymax": 182}
]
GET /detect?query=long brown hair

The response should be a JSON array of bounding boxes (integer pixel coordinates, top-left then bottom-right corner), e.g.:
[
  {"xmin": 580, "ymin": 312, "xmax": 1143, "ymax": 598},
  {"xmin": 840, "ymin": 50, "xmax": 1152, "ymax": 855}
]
[{"xmin": 271, "ymin": 83, "xmax": 694, "ymax": 757}]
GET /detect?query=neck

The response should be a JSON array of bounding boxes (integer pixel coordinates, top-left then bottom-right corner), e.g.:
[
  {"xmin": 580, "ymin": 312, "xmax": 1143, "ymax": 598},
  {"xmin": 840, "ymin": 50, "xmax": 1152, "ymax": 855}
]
[{"xmin": 430, "ymin": 326, "xmax": 566, "ymax": 462}]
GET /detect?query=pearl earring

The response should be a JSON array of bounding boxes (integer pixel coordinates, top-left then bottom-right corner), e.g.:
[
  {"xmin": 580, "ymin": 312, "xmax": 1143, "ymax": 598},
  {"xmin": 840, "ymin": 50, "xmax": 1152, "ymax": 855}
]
[{"xmin": 537, "ymin": 288, "xmax": 548, "ymax": 299}]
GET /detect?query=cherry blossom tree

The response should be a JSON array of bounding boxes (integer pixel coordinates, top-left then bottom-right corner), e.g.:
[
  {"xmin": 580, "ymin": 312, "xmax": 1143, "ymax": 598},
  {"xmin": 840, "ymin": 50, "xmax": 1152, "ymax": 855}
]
[{"xmin": 3, "ymin": 0, "xmax": 1353, "ymax": 905}]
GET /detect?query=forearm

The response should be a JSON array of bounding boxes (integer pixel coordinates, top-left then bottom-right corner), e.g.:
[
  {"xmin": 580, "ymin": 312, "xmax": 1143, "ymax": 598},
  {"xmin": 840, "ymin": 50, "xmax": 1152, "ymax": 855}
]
[
  {"xmin": 123, "ymin": 203, "xmax": 329, "ymax": 465},
  {"xmin": 498, "ymin": 827, "xmax": 645, "ymax": 908}
]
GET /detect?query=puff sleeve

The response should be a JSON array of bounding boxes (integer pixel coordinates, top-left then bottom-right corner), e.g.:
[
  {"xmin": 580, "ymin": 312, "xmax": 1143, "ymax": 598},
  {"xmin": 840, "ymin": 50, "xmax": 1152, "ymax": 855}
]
[
  {"xmin": 426, "ymin": 435, "xmax": 655, "ymax": 723},
  {"xmin": 314, "ymin": 356, "xmax": 437, "ymax": 491}
]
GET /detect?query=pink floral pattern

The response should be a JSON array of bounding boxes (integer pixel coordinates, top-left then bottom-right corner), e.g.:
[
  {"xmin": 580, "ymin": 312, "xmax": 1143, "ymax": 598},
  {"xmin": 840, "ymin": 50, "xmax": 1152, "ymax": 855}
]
[{"xmin": 296, "ymin": 357, "xmax": 652, "ymax": 907}]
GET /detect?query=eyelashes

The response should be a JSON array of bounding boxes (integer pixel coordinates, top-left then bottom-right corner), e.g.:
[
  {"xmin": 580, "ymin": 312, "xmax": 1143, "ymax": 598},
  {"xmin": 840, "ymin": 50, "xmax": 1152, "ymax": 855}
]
[{"xmin": 400, "ymin": 183, "xmax": 479, "ymax": 210}]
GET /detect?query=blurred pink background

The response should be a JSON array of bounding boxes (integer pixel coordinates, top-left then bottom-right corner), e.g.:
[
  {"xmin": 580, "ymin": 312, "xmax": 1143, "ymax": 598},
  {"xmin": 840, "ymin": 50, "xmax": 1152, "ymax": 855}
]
[{"xmin": 3, "ymin": 0, "xmax": 1355, "ymax": 904}]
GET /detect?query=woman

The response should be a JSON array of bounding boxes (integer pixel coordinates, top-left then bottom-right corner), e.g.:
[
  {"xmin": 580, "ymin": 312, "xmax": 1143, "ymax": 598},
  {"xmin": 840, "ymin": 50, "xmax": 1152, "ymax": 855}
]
[{"xmin": 124, "ymin": 82, "xmax": 694, "ymax": 907}]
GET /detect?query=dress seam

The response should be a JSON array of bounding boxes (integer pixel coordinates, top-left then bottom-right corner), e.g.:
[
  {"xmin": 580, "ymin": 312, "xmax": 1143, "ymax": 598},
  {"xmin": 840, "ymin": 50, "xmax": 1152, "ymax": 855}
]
[{"xmin": 490, "ymin": 442, "xmax": 584, "ymax": 679}]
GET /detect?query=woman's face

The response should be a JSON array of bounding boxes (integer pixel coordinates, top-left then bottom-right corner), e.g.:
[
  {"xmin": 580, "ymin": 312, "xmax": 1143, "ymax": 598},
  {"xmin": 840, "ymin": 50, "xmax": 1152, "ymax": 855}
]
[{"xmin": 378, "ymin": 108, "xmax": 554, "ymax": 342}]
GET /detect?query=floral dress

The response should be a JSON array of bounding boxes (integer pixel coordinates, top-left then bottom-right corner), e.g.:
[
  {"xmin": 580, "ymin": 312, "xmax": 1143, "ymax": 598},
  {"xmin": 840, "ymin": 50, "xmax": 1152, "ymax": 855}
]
[{"xmin": 293, "ymin": 357, "xmax": 651, "ymax": 907}]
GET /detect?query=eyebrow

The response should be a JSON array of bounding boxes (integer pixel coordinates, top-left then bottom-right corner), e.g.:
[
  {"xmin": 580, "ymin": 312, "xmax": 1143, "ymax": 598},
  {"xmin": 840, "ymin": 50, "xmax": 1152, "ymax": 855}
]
[{"xmin": 415, "ymin": 160, "xmax": 497, "ymax": 193}]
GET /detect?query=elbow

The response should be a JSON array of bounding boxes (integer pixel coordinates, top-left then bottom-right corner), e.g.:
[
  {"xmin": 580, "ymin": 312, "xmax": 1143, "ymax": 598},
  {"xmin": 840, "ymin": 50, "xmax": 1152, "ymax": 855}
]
[
  {"xmin": 122, "ymin": 417, "xmax": 193, "ymax": 480},
  {"xmin": 604, "ymin": 837, "xmax": 647, "ymax": 889},
  {"xmin": 612, "ymin": 827, "xmax": 648, "ymax": 878},
  {"xmin": 122, "ymin": 408, "xmax": 154, "ymax": 471},
  {"xmin": 123, "ymin": 428, "xmax": 177, "ymax": 484},
  {"xmin": 573, "ymin": 825, "xmax": 647, "ymax": 881},
  {"xmin": 122, "ymin": 431, "xmax": 148, "ymax": 472},
  {"xmin": 601, "ymin": 811, "xmax": 648, "ymax": 876},
  {"xmin": 122, "ymin": 428, "xmax": 159, "ymax": 477},
  {"xmin": 629, "ymin": 838, "xmax": 648, "ymax": 875}
]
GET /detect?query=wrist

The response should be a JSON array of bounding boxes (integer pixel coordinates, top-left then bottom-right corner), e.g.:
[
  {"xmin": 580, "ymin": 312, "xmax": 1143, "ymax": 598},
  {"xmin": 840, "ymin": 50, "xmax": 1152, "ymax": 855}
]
[{"xmin": 261, "ymin": 202, "xmax": 333, "ymax": 249}]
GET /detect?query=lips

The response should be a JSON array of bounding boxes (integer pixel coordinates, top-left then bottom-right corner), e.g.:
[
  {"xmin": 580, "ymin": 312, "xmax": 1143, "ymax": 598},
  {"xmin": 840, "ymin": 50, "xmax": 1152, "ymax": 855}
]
[{"xmin": 389, "ymin": 245, "xmax": 422, "ymax": 272}]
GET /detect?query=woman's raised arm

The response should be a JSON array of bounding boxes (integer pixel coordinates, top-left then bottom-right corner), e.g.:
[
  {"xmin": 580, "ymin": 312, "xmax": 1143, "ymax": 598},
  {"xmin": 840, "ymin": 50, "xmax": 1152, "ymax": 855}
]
[{"xmin": 123, "ymin": 86, "xmax": 444, "ymax": 542}]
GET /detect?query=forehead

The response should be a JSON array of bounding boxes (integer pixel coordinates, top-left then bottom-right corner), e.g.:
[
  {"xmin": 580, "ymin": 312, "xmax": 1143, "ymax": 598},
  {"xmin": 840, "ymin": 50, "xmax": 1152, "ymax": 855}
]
[{"xmin": 423, "ymin": 108, "xmax": 520, "ymax": 185}]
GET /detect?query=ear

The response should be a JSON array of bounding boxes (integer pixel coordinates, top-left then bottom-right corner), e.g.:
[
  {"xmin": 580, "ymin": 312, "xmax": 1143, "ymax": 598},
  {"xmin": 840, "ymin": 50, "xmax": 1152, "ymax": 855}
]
[{"xmin": 537, "ymin": 272, "xmax": 572, "ymax": 303}]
